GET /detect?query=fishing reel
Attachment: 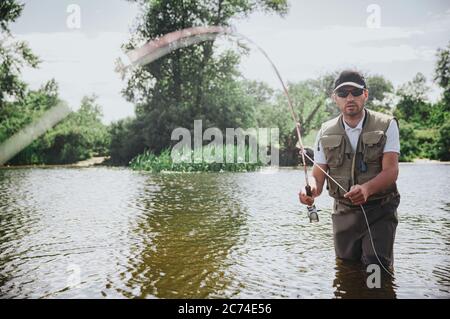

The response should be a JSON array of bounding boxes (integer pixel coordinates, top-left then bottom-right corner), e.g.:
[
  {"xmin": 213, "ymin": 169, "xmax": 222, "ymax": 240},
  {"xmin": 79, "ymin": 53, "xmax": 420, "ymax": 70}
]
[
  {"xmin": 305, "ymin": 185, "xmax": 319, "ymax": 223},
  {"xmin": 307, "ymin": 205, "xmax": 319, "ymax": 223}
]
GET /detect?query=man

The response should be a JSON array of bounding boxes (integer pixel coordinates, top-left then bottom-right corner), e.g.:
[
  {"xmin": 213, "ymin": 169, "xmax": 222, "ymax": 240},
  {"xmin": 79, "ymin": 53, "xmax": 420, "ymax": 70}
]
[{"xmin": 299, "ymin": 70, "xmax": 401, "ymax": 268}]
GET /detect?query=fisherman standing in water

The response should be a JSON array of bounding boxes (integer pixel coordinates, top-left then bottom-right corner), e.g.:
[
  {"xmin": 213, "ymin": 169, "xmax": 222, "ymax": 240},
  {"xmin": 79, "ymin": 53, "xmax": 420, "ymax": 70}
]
[{"xmin": 299, "ymin": 70, "xmax": 401, "ymax": 268}]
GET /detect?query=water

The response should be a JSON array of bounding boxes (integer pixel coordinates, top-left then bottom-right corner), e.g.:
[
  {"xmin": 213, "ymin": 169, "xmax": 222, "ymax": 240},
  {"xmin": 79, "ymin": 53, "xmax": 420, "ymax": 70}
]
[{"xmin": 0, "ymin": 164, "xmax": 448, "ymax": 299}]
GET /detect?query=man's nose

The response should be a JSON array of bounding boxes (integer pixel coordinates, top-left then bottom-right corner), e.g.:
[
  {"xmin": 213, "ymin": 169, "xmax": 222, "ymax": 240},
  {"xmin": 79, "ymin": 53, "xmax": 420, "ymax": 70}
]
[{"xmin": 346, "ymin": 93, "xmax": 355, "ymax": 101}]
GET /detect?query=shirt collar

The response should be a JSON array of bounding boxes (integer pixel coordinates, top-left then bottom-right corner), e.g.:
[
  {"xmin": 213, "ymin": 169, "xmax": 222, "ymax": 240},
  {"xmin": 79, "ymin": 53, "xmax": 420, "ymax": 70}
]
[{"xmin": 343, "ymin": 110, "xmax": 366, "ymax": 131}]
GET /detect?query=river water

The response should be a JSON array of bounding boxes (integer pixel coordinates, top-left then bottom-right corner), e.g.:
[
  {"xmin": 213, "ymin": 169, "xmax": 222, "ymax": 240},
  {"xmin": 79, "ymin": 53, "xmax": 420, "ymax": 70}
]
[{"xmin": 0, "ymin": 164, "xmax": 449, "ymax": 298}]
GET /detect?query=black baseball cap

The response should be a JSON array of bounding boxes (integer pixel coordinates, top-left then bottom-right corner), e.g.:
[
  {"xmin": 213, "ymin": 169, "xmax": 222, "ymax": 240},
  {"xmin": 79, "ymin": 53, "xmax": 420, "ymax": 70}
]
[{"xmin": 333, "ymin": 70, "xmax": 367, "ymax": 92}]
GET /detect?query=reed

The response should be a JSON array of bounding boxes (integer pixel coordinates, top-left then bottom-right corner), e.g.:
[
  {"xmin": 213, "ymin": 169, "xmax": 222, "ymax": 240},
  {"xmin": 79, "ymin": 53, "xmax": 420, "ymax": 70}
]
[{"xmin": 130, "ymin": 145, "xmax": 265, "ymax": 172}]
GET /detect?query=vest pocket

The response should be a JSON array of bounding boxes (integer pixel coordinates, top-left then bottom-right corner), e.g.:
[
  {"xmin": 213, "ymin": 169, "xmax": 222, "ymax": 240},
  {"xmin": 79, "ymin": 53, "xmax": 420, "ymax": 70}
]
[
  {"xmin": 327, "ymin": 176, "xmax": 350, "ymax": 198},
  {"xmin": 362, "ymin": 130, "xmax": 385, "ymax": 163},
  {"xmin": 320, "ymin": 135, "xmax": 345, "ymax": 167}
]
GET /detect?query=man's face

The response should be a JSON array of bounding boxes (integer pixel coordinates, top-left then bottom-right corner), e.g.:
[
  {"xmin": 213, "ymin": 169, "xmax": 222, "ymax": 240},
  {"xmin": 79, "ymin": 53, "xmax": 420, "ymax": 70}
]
[{"xmin": 332, "ymin": 86, "xmax": 368, "ymax": 117}]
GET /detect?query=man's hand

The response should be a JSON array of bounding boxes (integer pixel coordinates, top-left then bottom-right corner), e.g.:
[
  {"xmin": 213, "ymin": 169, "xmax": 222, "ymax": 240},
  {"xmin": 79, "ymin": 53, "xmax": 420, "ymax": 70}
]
[
  {"xmin": 298, "ymin": 165, "xmax": 326, "ymax": 207},
  {"xmin": 299, "ymin": 185, "xmax": 319, "ymax": 206},
  {"xmin": 344, "ymin": 184, "xmax": 371, "ymax": 205}
]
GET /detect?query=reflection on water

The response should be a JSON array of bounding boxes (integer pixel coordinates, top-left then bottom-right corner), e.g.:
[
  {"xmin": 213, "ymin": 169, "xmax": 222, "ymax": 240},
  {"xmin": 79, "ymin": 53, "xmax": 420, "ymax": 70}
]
[
  {"xmin": 115, "ymin": 174, "xmax": 248, "ymax": 298},
  {"xmin": 0, "ymin": 164, "xmax": 449, "ymax": 298},
  {"xmin": 333, "ymin": 259, "xmax": 397, "ymax": 299}
]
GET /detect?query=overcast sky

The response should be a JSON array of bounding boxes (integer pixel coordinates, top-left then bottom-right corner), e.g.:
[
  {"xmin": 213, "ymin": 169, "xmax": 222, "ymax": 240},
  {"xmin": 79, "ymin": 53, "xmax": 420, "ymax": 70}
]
[{"xmin": 10, "ymin": 0, "xmax": 450, "ymax": 123}]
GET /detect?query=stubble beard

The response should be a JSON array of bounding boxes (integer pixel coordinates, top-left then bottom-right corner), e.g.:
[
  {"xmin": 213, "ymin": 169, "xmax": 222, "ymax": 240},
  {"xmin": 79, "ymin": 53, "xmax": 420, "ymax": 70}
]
[{"xmin": 344, "ymin": 104, "xmax": 364, "ymax": 117}]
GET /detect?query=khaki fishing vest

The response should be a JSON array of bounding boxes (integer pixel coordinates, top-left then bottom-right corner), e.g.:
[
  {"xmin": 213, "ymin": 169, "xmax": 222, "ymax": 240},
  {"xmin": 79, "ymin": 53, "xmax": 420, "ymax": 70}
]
[{"xmin": 319, "ymin": 109, "xmax": 398, "ymax": 204}]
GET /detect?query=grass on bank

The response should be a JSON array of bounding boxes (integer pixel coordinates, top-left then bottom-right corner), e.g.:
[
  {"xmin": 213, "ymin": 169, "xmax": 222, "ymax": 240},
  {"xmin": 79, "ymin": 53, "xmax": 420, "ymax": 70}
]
[{"xmin": 130, "ymin": 145, "xmax": 266, "ymax": 173}]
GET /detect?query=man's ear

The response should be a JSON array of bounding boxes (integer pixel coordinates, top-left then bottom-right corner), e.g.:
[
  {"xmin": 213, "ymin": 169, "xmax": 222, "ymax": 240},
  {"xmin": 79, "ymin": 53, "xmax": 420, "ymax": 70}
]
[{"xmin": 364, "ymin": 89, "xmax": 369, "ymax": 102}]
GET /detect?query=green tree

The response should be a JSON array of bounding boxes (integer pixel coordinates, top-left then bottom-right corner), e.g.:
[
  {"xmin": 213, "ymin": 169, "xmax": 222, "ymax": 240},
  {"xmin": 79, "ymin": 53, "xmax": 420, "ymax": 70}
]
[
  {"xmin": 394, "ymin": 73, "xmax": 431, "ymax": 124},
  {"xmin": 392, "ymin": 43, "xmax": 450, "ymax": 161},
  {"xmin": 393, "ymin": 73, "xmax": 434, "ymax": 161},
  {"xmin": 431, "ymin": 42, "xmax": 450, "ymax": 127},
  {"xmin": 365, "ymin": 75, "xmax": 394, "ymax": 113},
  {"xmin": 8, "ymin": 95, "xmax": 110, "ymax": 165},
  {"xmin": 114, "ymin": 0, "xmax": 288, "ymax": 162},
  {"xmin": 251, "ymin": 80, "xmax": 292, "ymax": 148},
  {"xmin": 434, "ymin": 41, "xmax": 450, "ymax": 107},
  {"xmin": 436, "ymin": 121, "xmax": 450, "ymax": 161},
  {"xmin": 1, "ymin": 2, "xmax": 111, "ymax": 165},
  {"xmin": 397, "ymin": 120, "xmax": 419, "ymax": 162},
  {"xmin": 0, "ymin": 0, "xmax": 40, "ymax": 108},
  {"xmin": 433, "ymin": 42, "xmax": 450, "ymax": 160},
  {"xmin": 277, "ymin": 80, "xmax": 327, "ymax": 136},
  {"xmin": 0, "ymin": 79, "xmax": 59, "ymax": 143},
  {"xmin": 109, "ymin": 117, "xmax": 146, "ymax": 165},
  {"xmin": 310, "ymin": 72, "xmax": 337, "ymax": 118},
  {"xmin": 252, "ymin": 78, "xmax": 328, "ymax": 165}
]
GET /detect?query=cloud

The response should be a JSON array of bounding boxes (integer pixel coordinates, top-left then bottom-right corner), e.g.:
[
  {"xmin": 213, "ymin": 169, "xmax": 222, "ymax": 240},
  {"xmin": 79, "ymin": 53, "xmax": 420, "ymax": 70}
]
[{"xmin": 234, "ymin": 15, "xmax": 448, "ymax": 100}]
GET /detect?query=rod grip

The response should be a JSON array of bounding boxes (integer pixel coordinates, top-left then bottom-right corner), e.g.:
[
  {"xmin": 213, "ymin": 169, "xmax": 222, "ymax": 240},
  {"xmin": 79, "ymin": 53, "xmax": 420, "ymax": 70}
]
[{"xmin": 305, "ymin": 185, "xmax": 312, "ymax": 197}]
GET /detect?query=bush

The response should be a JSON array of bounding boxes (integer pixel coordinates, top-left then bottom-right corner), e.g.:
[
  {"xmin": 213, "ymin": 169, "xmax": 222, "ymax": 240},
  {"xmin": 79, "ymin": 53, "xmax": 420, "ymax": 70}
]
[
  {"xmin": 437, "ymin": 121, "xmax": 450, "ymax": 161},
  {"xmin": 398, "ymin": 120, "xmax": 420, "ymax": 162},
  {"xmin": 108, "ymin": 117, "xmax": 145, "ymax": 165},
  {"xmin": 415, "ymin": 128, "xmax": 439, "ymax": 159},
  {"xmin": 6, "ymin": 95, "xmax": 110, "ymax": 165}
]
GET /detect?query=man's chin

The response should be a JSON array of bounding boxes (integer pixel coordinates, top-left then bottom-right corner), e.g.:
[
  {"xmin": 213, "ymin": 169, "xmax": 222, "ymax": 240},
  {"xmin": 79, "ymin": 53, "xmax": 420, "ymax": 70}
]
[{"xmin": 344, "ymin": 108, "xmax": 362, "ymax": 116}]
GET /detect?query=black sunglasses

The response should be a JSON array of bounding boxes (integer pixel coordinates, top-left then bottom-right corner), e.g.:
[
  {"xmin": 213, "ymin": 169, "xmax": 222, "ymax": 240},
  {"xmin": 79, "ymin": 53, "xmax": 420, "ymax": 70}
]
[{"xmin": 335, "ymin": 88, "xmax": 364, "ymax": 98}]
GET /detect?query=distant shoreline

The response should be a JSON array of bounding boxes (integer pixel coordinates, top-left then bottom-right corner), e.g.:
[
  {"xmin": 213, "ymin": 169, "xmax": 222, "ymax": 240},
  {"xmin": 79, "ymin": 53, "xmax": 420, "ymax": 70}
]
[
  {"xmin": 408, "ymin": 159, "xmax": 450, "ymax": 164},
  {"xmin": 1, "ymin": 157, "xmax": 449, "ymax": 170},
  {"xmin": 0, "ymin": 156, "xmax": 108, "ymax": 169}
]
